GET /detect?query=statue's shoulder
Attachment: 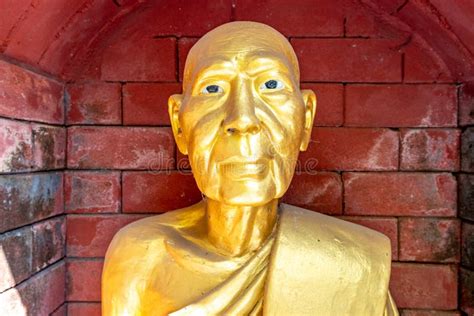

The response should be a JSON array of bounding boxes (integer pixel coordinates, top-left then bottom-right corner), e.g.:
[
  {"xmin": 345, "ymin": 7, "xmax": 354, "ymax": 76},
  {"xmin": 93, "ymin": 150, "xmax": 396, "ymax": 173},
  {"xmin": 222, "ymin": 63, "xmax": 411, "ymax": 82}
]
[
  {"xmin": 265, "ymin": 204, "xmax": 392, "ymax": 315},
  {"xmin": 278, "ymin": 203, "xmax": 391, "ymax": 265},
  {"xmin": 106, "ymin": 203, "xmax": 204, "ymax": 261},
  {"xmin": 102, "ymin": 202, "xmax": 206, "ymax": 314},
  {"xmin": 111, "ymin": 202, "xmax": 204, "ymax": 246}
]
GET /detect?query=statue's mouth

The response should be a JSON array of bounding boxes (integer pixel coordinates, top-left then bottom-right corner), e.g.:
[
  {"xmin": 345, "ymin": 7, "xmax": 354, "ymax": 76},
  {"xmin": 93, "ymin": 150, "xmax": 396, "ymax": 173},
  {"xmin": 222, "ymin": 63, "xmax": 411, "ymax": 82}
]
[{"xmin": 218, "ymin": 158, "xmax": 269, "ymax": 180}]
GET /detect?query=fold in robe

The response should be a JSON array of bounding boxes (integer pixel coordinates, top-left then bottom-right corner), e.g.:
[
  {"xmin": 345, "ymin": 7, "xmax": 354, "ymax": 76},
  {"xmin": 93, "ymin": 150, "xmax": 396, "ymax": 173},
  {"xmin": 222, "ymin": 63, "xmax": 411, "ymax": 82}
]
[
  {"xmin": 169, "ymin": 204, "xmax": 399, "ymax": 316},
  {"xmin": 170, "ymin": 233, "xmax": 274, "ymax": 316}
]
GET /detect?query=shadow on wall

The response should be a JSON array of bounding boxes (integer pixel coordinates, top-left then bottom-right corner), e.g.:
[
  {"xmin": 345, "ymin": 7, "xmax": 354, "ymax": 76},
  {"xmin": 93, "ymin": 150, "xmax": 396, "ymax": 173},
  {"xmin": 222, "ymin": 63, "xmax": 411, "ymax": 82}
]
[
  {"xmin": 0, "ymin": 172, "xmax": 66, "ymax": 313},
  {"xmin": 0, "ymin": 51, "xmax": 67, "ymax": 314}
]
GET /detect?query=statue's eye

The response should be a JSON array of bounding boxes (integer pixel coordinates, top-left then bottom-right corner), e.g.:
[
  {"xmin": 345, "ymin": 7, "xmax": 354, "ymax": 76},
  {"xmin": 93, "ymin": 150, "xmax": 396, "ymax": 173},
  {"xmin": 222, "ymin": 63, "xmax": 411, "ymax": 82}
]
[
  {"xmin": 201, "ymin": 84, "xmax": 223, "ymax": 94},
  {"xmin": 260, "ymin": 79, "xmax": 284, "ymax": 91}
]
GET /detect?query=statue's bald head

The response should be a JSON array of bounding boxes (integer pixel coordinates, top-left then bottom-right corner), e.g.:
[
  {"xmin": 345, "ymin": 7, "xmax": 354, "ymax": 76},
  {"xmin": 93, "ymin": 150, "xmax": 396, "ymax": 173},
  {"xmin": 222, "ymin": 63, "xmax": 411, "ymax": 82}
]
[
  {"xmin": 183, "ymin": 22, "xmax": 300, "ymax": 89},
  {"xmin": 169, "ymin": 21, "xmax": 316, "ymax": 206}
]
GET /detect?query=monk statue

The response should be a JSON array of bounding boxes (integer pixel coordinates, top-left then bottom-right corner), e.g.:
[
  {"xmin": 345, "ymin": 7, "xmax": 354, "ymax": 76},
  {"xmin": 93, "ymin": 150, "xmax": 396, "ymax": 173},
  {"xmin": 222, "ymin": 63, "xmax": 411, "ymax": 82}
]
[{"xmin": 102, "ymin": 21, "xmax": 398, "ymax": 316}]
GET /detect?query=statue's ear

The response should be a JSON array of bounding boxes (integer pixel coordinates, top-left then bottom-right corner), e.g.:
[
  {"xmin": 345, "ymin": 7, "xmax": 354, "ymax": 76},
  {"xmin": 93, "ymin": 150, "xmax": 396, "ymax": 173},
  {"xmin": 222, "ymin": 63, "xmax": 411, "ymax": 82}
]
[
  {"xmin": 168, "ymin": 94, "xmax": 188, "ymax": 155},
  {"xmin": 300, "ymin": 89, "xmax": 317, "ymax": 151}
]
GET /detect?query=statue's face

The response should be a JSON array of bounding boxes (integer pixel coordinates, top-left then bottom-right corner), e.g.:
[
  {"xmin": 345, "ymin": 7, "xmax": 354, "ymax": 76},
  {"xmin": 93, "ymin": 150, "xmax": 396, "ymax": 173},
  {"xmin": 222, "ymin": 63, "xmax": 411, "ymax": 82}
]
[{"xmin": 169, "ymin": 22, "xmax": 316, "ymax": 206}]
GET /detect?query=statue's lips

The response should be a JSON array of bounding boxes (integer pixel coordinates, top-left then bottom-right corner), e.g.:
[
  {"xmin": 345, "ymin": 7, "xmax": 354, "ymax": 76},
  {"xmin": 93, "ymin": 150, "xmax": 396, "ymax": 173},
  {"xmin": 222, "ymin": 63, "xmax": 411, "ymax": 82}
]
[{"xmin": 218, "ymin": 158, "xmax": 269, "ymax": 180}]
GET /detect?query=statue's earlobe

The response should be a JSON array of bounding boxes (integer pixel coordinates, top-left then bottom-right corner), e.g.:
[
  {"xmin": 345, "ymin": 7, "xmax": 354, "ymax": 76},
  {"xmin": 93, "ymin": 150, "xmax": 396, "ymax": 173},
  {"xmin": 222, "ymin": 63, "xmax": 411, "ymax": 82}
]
[
  {"xmin": 168, "ymin": 94, "xmax": 188, "ymax": 155},
  {"xmin": 300, "ymin": 89, "xmax": 317, "ymax": 151}
]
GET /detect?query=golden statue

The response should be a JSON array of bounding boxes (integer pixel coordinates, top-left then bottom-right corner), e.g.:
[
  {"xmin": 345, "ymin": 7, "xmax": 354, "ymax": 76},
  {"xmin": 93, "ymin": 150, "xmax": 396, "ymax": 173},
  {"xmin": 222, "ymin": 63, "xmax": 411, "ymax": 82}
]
[{"xmin": 102, "ymin": 22, "xmax": 398, "ymax": 316}]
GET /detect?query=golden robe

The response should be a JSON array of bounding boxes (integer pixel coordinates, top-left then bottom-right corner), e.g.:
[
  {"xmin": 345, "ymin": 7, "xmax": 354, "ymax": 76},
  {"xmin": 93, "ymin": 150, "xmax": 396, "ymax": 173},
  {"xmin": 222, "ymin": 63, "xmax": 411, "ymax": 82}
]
[{"xmin": 102, "ymin": 203, "xmax": 398, "ymax": 316}]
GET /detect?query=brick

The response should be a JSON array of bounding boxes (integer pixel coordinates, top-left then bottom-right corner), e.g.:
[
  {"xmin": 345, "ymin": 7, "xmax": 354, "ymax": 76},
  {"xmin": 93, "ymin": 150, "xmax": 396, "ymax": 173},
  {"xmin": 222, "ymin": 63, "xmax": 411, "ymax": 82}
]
[
  {"xmin": 67, "ymin": 259, "xmax": 103, "ymax": 301},
  {"xmin": 176, "ymin": 150, "xmax": 191, "ymax": 170},
  {"xmin": 32, "ymin": 217, "xmax": 66, "ymax": 272},
  {"xmin": 32, "ymin": 124, "xmax": 66, "ymax": 170},
  {"xmin": 338, "ymin": 217, "xmax": 398, "ymax": 260},
  {"xmin": 344, "ymin": 172, "xmax": 457, "ymax": 216},
  {"xmin": 291, "ymin": 39, "xmax": 401, "ymax": 82},
  {"xmin": 65, "ymin": 171, "xmax": 121, "ymax": 214},
  {"xmin": 39, "ymin": 1, "xmax": 119, "ymax": 76},
  {"xmin": 401, "ymin": 310, "xmax": 461, "ymax": 316},
  {"xmin": 115, "ymin": 0, "xmax": 147, "ymax": 5},
  {"xmin": 0, "ymin": 261, "xmax": 66, "ymax": 315},
  {"xmin": 0, "ymin": 60, "xmax": 64, "ymax": 124},
  {"xmin": 0, "ymin": 0, "xmax": 30, "ymax": 47},
  {"xmin": 345, "ymin": 84, "xmax": 457, "ymax": 127},
  {"xmin": 462, "ymin": 222, "xmax": 474, "ymax": 269},
  {"xmin": 0, "ymin": 118, "xmax": 33, "ymax": 172},
  {"xmin": 459, "ymin": 174, "xmax": 474, "ymax": 221},
  {"xmin": 344, "ymin": 2, "xmax": 407, "ymax": 38},
  {"xmin": 299, "ymin": 128, "xmax": 399, "ymax": 171},
  {"xmin": 462, "ymin": 128, "xmax": 474, "ymax": 172},
  {"xmin": 4, "ymin": 0, "xmax": 85, "ymax": 65},
  {"xmin": 67, "ymin": 126, "xmax": 175, "ymax": 169},
  {"xmin": 178, "ymin": 37, "xmax": 198, "ymax": 82},
  {"xmin": 51, "ymin": 303, "xmax": 67, "ymax": 316},
  {"xmin": 0, "ymin": 172, "xmax": 64, "ymax": 233},
  {"xmin": 460, "ymin": 268, "xmax": 474, "ymax": 315},
  {"xmin": 118, "ymin": 0, "xmax": 231, "ymax": 37},
  {"xmin": 123, "ymin": 83, "xmax": 181, "ymax": 125},
  {"xmin": 460, "ymin": 82, "xmax": 474, "ymax": 126},
  {"xmin": 234, "ymin": 0, "xmax": 344, "ymax": 36},
  {"xmin": 0, "ymin": 283, "xmax": 32, "ymax": 315},
  {"xmin": 67, "ymin": 215, "xmax": 144, "ymax": 257},
  {"xmin": 345, "ymin": 7, "xmax": 378, "ymax": 38},
  {"xmin": 396, "ymin": 0, "xmax": 472, "ymax": 84},
  {"xmin": 400, "ymin": 129, "xmax": 460, "ymax": 171},
  {"xmin": 390, "ymin": 263, "xmax": 457, "ymax": 309},
  {"xmin": 0, "ymin": 120, "xmax": 65, "ymax": 172},
  {"xmin": 66, "ymin": 83, "xmax": 121, "ymax": 125},
  {"xmin": 68, "ymin": 303, "xmax": 101, "ymax": 316},
  {"xmin": 373, "ymin": 0, "xmax": 411, "ymax": 13},
  {"xmin": 282, "ymin": 172, "xmax": 342, "ymax": 215},
  {"xmin": 403, "ymin": 36, "xmax": 454, "ymax": 83},
  {"xmin": 123, "ymin": 171, "xmax": 201, "ymax": 213},
  {"xmin": 300, "ymin": 84, "xmax": 343, "ymax": 126},
  {"xmin": 429, "ymin": 0, "xmax": 474, "ymax": 58},
  {"xmin": 399, "ymin": 218, "xmax": 460, "ymax": 263},
  {"xmin": 101, "ymin": 36, "xmax": 176, "ymax": 82},
  {"xmin": 30, "ymin": 261, "xmax": 66, "ymax": 315},
  {"xmin": 0, "ymin": 227, "xmax": 32, "ymax": 292}
]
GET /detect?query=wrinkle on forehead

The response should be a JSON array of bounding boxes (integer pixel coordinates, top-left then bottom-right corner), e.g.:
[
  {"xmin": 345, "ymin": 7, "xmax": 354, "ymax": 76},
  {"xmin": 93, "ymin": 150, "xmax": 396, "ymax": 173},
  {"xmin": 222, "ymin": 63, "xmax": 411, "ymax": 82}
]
[
  {"xmin": 183, "ymin": 22, "xmax": 300, "ymax": 87},
  {"xmin": 189, "ymin": 51, "xmax": 294, "ymax": 84}
]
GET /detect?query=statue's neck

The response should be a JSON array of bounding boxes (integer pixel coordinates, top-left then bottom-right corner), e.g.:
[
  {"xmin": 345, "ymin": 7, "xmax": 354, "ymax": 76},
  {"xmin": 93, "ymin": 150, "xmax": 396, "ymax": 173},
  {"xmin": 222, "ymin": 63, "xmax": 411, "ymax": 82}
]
[{"xmin": 205, "ymin": 198, "xmax": 278, "ymax": 257}]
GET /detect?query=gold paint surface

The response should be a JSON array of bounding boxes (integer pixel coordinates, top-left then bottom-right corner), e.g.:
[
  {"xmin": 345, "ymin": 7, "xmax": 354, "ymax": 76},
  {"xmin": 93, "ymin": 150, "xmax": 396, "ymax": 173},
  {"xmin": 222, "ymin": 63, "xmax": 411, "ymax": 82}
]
[{"xmin": 102, "ymin": 21, "xmax": 398, "ymax": 315}]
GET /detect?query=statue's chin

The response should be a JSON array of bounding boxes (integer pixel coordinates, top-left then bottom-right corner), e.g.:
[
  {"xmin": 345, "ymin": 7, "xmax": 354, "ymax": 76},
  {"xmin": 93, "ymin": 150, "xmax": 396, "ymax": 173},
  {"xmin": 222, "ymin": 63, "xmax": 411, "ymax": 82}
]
[
  {"xmin": 208, "ymin": 178, "xmax": 278, "ymax": 206},
  {"xmin": 198, "ymin": 165, "xmax": 290, "ymax": 206},
  {"xmin": 218, "ymin": 194, "xmax": 274, "ymax": 207}
]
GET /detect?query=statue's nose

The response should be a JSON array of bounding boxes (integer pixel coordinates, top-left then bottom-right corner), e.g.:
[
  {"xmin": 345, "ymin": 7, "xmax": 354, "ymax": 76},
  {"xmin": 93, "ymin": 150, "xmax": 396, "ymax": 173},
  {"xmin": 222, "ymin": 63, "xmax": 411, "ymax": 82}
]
[
  {"xmin": 223, "ymin": 83, "xmax": 261, "ymax": 135},
  {"xmin": 224, "ymin": 111, "xmax": 261, "ymax": 135}
]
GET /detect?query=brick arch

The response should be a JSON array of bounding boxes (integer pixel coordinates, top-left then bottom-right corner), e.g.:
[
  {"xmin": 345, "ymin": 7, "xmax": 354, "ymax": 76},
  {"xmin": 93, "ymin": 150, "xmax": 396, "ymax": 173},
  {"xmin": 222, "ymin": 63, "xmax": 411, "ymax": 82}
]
[
  {"xmin": 1, "ymin": 0, "xmax": 473, "ymax": 81},
  {"xmin": 0, "ymin": 1, "xmax": 473, "ymax": 315},
  {"xmin": 361, "ymin": 0, "xmax": 474, "ymax": 81}
]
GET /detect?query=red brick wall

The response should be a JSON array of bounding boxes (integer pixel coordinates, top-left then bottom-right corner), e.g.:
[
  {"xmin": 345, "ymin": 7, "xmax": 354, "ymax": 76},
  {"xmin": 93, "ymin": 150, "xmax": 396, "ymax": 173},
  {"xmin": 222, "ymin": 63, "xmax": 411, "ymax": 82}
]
[
  {"xmin": 0, "ymin": 60, "xmax": 66, "ymax": 314},
  {"xmin": 63, "ymin": 2, "xmax": 463, "ymax": 315},
  {"xmin": 460, "ymin": 82, "xmax": 474, "ymax": 315},
  {"xmin": 1, "ymin": 0, "xmax": 473, "ymax": 315}
]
